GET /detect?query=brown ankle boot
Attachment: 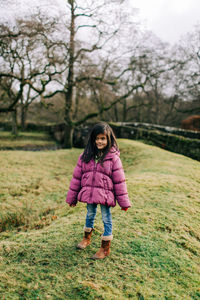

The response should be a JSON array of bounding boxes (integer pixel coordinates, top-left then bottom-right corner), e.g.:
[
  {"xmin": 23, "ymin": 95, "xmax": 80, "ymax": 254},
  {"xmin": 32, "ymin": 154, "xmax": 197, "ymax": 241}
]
[
  {"xmin": 76, "ymin": 228, "xmax": 93, "ymax": 250},
  {"xmin": 91, "ymin": 235, "xmax": 113, "ymax": 259}
]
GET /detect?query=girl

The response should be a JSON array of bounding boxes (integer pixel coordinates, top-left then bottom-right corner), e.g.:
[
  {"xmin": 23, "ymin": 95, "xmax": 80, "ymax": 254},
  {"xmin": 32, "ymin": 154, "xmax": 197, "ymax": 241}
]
[{"xmin": 66, "ymin": 122, "xmax": 131, "ymax": 259}]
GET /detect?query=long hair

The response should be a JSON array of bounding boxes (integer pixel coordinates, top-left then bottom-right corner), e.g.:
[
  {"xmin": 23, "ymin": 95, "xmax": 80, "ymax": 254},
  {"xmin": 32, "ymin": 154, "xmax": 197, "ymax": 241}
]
[{"xmin": 81, "ymin": 122, "xmax": 118, "ymax": 164}]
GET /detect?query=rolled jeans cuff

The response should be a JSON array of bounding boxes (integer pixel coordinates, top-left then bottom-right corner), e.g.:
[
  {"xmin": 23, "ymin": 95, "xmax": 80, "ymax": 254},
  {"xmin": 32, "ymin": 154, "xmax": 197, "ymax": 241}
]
[
  {"xmin": 101, "ymin": 235, "xmax": 113, "ymax": 241},
  {"xmin": 84, "ymin": 227, "xmax": 93, "ymax": 232}
]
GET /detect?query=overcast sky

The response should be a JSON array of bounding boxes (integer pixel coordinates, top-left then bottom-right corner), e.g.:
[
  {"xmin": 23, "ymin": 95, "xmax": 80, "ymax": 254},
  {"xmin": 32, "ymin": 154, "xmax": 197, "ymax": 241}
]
[
  {"xmin": 0, "ymin": 0, "xmax": 199, "ymax": 45},
  {"xmin": 131, "ymin": 0, "xmax": 200, "ymax": 44}
]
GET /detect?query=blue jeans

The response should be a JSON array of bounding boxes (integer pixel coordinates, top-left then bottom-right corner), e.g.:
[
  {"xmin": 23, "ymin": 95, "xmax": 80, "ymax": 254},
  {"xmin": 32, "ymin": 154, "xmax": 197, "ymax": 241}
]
[{"xmin": 85, "ymin": 204, "xmax": 112, "ymax": 236}]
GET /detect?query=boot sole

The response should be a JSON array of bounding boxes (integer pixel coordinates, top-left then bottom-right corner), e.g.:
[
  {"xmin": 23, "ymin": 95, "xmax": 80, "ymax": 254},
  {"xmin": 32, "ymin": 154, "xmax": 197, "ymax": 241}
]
[
  {"xmin": 90, "ymin": 255, "xmax": 108, "ymax": 260},
  {"xmin": 76, "ymin": 244, "xmax": 91, "ymax": 250},
  {"xmin": 76, "ymin": 245, "xmax": 86, "ymax": 250}
]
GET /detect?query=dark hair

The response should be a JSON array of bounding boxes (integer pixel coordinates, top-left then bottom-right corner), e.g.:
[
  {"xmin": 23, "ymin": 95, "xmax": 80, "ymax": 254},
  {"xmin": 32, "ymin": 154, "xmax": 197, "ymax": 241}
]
[{"xmin": 81, "ymin": 122, "xmax": 118, "ymax": 164}]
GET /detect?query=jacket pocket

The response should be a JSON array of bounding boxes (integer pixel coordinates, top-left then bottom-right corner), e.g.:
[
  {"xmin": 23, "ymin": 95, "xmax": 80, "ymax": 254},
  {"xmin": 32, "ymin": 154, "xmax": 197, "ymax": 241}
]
[
  {"xmin": 81, "ymin": 173, "xmax": 89, "ymax": 187},
  {"xmin": 103, "ymin": 177, "xmax": 109, "ymax": 195},
  {"xmin": 78, "ymin": 187, "xmax": 86, "ymax": 201}
]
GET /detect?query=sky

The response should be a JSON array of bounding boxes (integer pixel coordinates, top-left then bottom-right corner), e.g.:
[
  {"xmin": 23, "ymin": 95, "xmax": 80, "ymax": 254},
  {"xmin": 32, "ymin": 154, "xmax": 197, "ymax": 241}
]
[
  {"xmin": 131, "ymin": 0, "xmax": 200, "ymax": 44},
  {"xmin": 0, "ymin": 0, "xmax": 200, "ymax": 45}
]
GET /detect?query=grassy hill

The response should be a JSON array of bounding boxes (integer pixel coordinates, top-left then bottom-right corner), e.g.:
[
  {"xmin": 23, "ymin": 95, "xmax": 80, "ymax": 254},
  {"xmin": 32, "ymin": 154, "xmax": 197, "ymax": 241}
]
[{"xmin": 0, "ymin": 139, "xmax": 199, "ymax": 299}]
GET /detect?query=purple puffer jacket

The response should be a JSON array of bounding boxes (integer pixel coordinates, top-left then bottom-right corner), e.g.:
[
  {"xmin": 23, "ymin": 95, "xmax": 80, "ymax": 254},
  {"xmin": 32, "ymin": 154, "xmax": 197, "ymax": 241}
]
[{"xmin": 66, "ymin": 148, "xmax": 131, "ymax": 208}]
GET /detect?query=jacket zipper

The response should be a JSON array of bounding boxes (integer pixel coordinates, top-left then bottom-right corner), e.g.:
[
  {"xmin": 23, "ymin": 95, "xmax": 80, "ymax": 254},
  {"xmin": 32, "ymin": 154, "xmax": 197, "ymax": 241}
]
[{"xmin": 89, "ymin": 160, "xmax": 97, "ymax": 202}]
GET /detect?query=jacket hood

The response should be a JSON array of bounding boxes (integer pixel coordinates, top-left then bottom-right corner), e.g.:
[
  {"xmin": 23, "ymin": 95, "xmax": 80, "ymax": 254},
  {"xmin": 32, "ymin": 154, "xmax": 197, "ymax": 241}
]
[
  {"xmin": 104, "ymin": 147, "xmax": 120, "ymax": 160},
  {"xmin": 80, "ymin": 147, "xmax": 120, "ymax": 161}
]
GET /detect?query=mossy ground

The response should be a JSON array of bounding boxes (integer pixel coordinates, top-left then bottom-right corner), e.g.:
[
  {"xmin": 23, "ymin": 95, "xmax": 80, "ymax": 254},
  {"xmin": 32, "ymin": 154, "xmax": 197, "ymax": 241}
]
[{"xmin": 0, "ymin": 139, "xmax": 200, "ymax": 299}]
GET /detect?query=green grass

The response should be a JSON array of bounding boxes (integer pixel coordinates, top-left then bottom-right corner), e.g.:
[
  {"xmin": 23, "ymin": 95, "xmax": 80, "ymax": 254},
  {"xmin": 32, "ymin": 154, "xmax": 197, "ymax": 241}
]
[
  {"xmin": 0, "ymin": 131, "xmax": 58, "ymax": 150},
  {"xmin": 0, "ymin": 139, "xmax": 200, "ymax": 299}
]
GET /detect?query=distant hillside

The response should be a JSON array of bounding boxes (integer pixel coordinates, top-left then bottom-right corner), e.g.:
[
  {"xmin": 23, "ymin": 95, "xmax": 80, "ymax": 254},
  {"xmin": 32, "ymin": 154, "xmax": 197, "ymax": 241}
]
[{"xmin": 0, "ymin": 139, "xmax": 199, "ymax": 299}]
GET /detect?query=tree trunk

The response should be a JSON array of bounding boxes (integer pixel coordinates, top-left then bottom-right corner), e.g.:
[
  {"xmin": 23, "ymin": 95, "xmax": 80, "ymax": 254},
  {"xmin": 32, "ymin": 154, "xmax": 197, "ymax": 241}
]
[
  {"xmin": 63, "ymin": 124, "xmax": 74, "ymax": 148},
  {"xmin": 21, "ymin": 105, "xmax": 28, "ymax": 131},
  {"xmin": 63, "ymin": 0, "xmax": 75, "ymax": 148},
  {"xmin": 122, "ymin": 99, "xmax": 127, "ymax": 122},
  {"xmin": 114, "ymin": 104, "xmax": 118, "ymax": 122},
  {"xmin": 11, "ymin": 109, "xmax": 18, "ymax": 136}
]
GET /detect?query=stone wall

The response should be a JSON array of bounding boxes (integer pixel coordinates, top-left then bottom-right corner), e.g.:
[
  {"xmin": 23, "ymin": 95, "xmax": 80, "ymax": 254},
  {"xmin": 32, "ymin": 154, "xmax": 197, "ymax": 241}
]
[
  {"xmin": 110, "ymin": 123, "xmax": 200, "ymax": 161},
  {"xmin": 118, "ymin": 122, "xmax": 200, "ymax": 139}
]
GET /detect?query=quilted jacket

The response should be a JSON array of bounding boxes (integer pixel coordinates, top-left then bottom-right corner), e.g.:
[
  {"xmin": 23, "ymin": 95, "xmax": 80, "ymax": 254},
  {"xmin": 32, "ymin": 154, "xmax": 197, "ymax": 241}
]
[{"xmin": 66, "ymin": 147, "xmax": 131, "ymax": 208}]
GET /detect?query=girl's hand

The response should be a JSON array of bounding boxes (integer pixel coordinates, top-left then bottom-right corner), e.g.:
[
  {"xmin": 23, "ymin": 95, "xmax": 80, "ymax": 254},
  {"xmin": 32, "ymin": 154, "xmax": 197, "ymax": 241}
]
[
  {"xmin": 121, "ymin": 207, "xmax": 128, "ymax": 211},
  {"xmin": 70, "ymin": 204, "xmax": 76, "ymax": 207}
]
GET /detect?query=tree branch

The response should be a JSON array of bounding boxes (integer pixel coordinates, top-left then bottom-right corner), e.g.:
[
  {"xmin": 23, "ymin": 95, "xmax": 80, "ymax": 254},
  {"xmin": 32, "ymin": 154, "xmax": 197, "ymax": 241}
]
[
  {"xmin": 74, "ymin": 83, "xmax": 145, "ymax": 126},
  {"xmin": 75, "ymin": 76, "xmax": 116, "ymax": 86},
  {"xmin": 0, "ymin": 83, "xmax": 24, "ymax": 113},
  {"xmin": 43, "ymin": 90, "xmax": 66, "ymax": 98}
]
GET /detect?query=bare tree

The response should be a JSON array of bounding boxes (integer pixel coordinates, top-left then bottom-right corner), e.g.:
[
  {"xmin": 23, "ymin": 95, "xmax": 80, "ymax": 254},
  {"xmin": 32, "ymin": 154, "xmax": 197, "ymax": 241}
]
[
  {"xmin": 0, "ymin": 14, "xmax": 68, "ymax": 132},
  {"xmin": 162, "ymin": 25, "xmax": 200, "ymax": 125},
  {"xmin": 40, "ymin": 0, "xmax": 145, "ymax": 147}
]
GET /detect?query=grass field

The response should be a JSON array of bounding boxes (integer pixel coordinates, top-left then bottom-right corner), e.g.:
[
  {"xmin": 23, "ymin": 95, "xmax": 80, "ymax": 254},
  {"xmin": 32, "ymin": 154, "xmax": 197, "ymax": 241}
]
[
  {"xmin": 0, "ymin": 131, "xmax": 58, "ymax": 150},
  {"xmin": 0, "ymin": 139, "xmax": 200, "ymax": 299}
]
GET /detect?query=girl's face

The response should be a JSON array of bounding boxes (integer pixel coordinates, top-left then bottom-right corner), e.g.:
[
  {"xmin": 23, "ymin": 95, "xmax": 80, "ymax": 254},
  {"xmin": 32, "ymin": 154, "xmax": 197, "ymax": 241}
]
[{"xmin": 95, "ymin": 133, "xmax": 108, "ymax": 150}]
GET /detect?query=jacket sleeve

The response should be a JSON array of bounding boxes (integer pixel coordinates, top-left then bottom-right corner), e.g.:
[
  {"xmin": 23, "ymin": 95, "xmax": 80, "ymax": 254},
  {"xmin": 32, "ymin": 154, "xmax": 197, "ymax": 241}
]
[
  {"xmin": 111, "ymin": 156, "xmax": 131, "ymax": 208},
  {"xmin": 66, "ymin": 154, "xmax": 83, "ymax": 205}
]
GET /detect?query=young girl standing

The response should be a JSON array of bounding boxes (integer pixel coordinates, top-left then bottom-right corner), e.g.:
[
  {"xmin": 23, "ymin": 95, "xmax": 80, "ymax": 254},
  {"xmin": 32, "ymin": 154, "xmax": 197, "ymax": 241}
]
[{"xmin": 66, "ymin": 122, "xmax": 131, "ymax": 259}]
